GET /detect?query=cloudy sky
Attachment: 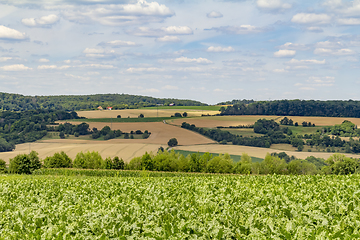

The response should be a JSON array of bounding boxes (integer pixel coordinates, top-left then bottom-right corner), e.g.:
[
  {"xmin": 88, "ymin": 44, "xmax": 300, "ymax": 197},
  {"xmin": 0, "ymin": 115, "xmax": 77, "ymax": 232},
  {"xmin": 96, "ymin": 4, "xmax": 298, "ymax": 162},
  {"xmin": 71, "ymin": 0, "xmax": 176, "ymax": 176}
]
[{"xmin": 0, "ymin": 0, "xmax": 359, "ymax": 104}]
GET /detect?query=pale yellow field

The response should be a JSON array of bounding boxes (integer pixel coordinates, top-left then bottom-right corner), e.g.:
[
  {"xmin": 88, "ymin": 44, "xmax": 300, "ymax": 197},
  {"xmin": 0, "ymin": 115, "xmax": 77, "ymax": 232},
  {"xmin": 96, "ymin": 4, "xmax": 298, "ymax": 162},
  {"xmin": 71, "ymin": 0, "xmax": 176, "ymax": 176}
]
[
  {"xmin": 77, "ymin": 109, "xmax": 219, "ymax": 119},
  {"xmin": 173, "ymin": 144, "xmax": 360, "ymax": 160},
  {"xmin": 169, "ymin": 115, "xmax": 278, "ymax": 128},
  {"xmin": 0, "ymin": 141, "xmax": 164, "ymax": 163},
  {"xmin": 62, "ymin": 121, "xmax": 215, "ymax": 146},
  {"xmin": 169, "ymin": 115, "xmax": 360, "ymax": 128}
]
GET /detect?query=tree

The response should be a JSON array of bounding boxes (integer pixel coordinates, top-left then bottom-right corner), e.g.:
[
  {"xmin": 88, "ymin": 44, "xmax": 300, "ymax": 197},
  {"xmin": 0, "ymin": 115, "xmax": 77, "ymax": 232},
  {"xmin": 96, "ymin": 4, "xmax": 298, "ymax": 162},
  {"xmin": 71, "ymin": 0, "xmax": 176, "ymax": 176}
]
[
  {"xmin": 174, "ymin": 113, "xmax": 182, "ymax": 118},
  {"xmin": 59, "ymin": 131, "xmax": 65, "ymax": 139},
  {"xmin": 183, "ymin": 112, "xmax": 188, "ymax": 117},
  {"xmin": 9, "ymin": 151, "xmax": 41, "ymax": 174},
  {"xmin": 117, "ymin": 115, "xmax": 121, "ymax": 118},
  {"xmin": 168, "ymin": 138, "xmax": 178, "ymax": 147},
  {"xmin": 138, "ymin": 113, "xmax": 144, "ymax": 118},
  {"xmin": 113, "ymin": 156, "xmax": 125, "ymax": 170}
]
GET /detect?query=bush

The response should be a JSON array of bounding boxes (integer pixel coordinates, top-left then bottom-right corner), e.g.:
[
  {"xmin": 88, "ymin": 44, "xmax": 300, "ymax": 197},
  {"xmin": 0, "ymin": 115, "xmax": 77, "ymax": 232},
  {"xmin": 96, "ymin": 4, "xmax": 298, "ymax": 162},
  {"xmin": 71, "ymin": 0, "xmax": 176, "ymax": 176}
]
[
  {"xmin": 138, "ymin": 114, "xmax": 144, "ymax": 118},
  {"xmin": 112, "ymin": 156, "xmax": 125, "ymax": 170},
  {"xmin": 59, "ymin": 131, "xmax": 65, "ymax": 139},
  {"xmin": 117, "ymin": 115, "xmax": 121, "ymax": 118},
  {"xmin": 74, "ymin": 132, "xmax": 80, "ymax": 137},
  {"xmin": 73, "ymin": 151, "xmax": 103, "ymax": 169},
  {"xmin": 183, "ymin": 112, "xmax": 188, "ymax": 117},
  {"xmin": 174, "ymin": 113, "xmax": 182, "ymax": 118},
  {"xmin": 9, "ymin": 151, "xmax": 41, "ymax": 174},
  {"xmin": 168, "ymin": 138, "xmax": 178, "ymax": 147},
  {"xmin": 43, "ymin": 151, "xmax": 72, "ymax": 168},
  {"xmin": 0, "ymin": 159, "xmax": 6, "ymax": 172}
]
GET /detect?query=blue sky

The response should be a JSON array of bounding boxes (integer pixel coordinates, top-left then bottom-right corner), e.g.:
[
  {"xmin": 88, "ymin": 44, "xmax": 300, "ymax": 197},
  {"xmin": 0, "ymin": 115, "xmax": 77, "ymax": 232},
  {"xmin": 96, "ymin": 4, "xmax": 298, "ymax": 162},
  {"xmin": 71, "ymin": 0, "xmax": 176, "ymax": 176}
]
[{"xmin": 0, "ymin": 0, "xmax": 359, "ymax": 104}]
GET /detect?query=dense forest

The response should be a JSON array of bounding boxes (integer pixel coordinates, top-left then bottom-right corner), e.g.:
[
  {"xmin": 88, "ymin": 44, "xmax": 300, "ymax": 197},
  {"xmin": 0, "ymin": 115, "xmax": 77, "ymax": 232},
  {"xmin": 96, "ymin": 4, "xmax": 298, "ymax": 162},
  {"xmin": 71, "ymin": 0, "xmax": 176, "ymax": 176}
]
[
  {"xmin": 220, "ymin": 99, "xmax": 360, "ymax": 118},
  {"xmin": 0, "ymin": 92, "xmax": 206, "ymax": 111},
  {"xmin": 0, "ymin": 109, "xmax": 81, "ymax": 151}
]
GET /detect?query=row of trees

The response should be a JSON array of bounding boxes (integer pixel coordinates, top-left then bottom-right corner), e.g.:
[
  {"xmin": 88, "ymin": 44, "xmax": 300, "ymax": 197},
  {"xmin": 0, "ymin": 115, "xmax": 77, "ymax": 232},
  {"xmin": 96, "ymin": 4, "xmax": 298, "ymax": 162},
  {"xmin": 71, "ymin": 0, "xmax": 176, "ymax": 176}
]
[
  {"xmin": 4, "ymin": 150, "xmax": 359, "ymax": 176},
  {"xmin": 220, "ymin": 100, "xmax": 360, "ymax": 118},
  {"xmin": 280, "ymin": 117, "xmax": 316, "ymax": 127},
  {"xmin": 0, "ymin": 92, "xmax": 206, "ymax": 111}
]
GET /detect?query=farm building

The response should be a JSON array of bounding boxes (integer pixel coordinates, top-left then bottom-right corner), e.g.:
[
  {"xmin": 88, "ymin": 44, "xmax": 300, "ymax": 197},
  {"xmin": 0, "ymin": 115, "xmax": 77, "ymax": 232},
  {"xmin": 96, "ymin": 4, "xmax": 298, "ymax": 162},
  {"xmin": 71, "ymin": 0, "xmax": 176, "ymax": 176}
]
[{"xmin": 97, "ymin": 106, "xmax": 103, "ymax": 110}]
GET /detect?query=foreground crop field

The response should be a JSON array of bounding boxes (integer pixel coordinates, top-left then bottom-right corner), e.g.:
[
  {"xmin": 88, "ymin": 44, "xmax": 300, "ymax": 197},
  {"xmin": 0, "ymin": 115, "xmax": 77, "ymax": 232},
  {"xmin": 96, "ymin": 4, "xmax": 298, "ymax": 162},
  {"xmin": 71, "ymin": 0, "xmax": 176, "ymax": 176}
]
[
  {"xmin": 0, "ymin": 142, "xmax": 164, "ymax": 163},
  {"xmin": 1, "ymin": 174, "xmax": 360, "ymax": 238}
]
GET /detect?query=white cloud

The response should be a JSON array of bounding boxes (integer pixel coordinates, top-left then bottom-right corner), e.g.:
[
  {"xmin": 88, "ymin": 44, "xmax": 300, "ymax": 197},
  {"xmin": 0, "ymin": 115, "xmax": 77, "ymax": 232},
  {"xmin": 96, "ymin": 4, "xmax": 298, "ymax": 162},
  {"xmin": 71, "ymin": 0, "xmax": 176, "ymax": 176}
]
[
  {"xmin": 207, "ymin": 46, "xmax": 234, "ymax": 52},
  {"xmin": 162, "ymin": 85, "xmax": 178, "ymax": 90},
  {"xmin": 207, "ymin": 11, "xmax": 223, "ymax": 18},
  {"xmin": 306, "ymin": 26, "xmax": 323, "ymax": 32},
  {"xmin": 156, "ymin": 36, "xmax": 181, "ymax": 42},
  {"xmin": 0, "ymin": 64, "xmax": 31, "ymax": 71},
  {"xmin": 127, "ymin": 26, "xmax": 192, "ymax": 37},
  {"xmin": 315, "ymin": 41, "xmax": 343, "ymax": 49},
  {"xmin": 0, "ymin": 57, "xmax": 12, "ymax": 62},
  {"xmin": 279, "ymin": 42, "xmax": 309, "ymax": 51},
  {"xmin": 22, "ymin": 14, "xmax": 59, "ymax": 27},
  {"xmin": 288, "ymin": 59, "xmax": 326, "ymax": 64},
  {"xmin": 291, "ymin": 13, "xmax": 331, "ymax": 24},
  {"xmin": 0, "ymin": 25, "xmax": 26, "ymax": 40},
  {"xmin": 274, "ymin": 49, "xmax": 296, "ymax": 57},
  {"xmin": 210, "ymin": 25, "xmax": 265, "ymax": 34},
  {"xmin": 65, "ymin": 73, "xmax": 90, "ymax": 81},
  {"xmin": 83, "ymin": 48, "xmax": 104, "ymax": 54},
  {"xmin": 143, "ymin": 88, "xmax": 160, "ymax": 93},
  {"xmin": 79, "ymin": 64, "xmax": 116, "ymax": 69},
  {"xmin": 38, "ymin": 65, "xmax": 70, "ymax": 70},
  {"xmin": 314, "ymin": 48, "xmax": 355, "ymax": 55},
  {"xmin": 337, "ymin": 18, "xmax": 360, "ymax": 25},
  {"xmin": 126, "ymin": 67, "xmax": 164, "ymax": 73},
  {"xmin": 174, "ymin": 56, "xmax": 212, "ymax": 64},
  {"xmin": 63, "ymin": 0, "xmax": 174, "ymax": 26},
  {"xmin": 273, "ymin": 68, "xmax": 287, "ymax": 73},
  {"xmin": 39, "ymin": 58, "xmax": 49, "ymax": 63},
  {"xmin": 98, "ymin": 40, "xmax": 140, "ymax": 47},
  {"xmin": 256, "ymin": 0, "xmax": 291, "ymax": 10}
]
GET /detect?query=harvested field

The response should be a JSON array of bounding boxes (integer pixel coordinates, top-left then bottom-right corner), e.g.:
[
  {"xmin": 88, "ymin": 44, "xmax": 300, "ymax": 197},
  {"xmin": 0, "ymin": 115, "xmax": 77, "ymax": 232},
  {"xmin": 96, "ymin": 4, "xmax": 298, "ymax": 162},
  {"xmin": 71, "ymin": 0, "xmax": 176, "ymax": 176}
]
[
  {"xmin": 169, "ymin": 115, "xmax": 360, "ymax": 128},
  {"xmin": 169, "ymin": 115, "xmax": 277, "ymax": 128},
  {"xmin": 173, "ymin": 144, "xmax": 360, "ymax": 160},
  {"xmin": 60, "ymin": 121, "xmax": 215, "ymax": 146},
  {"xmin": 277, "ymin": 116, "xmax": 360, "ymax": 126},
  {"xmin": 0, "ymin": 142, "xmax": 164, "ymax": 163},
  {"xmin": 77, "ymin": 109, "xmax": 219, "ymax": 119}
]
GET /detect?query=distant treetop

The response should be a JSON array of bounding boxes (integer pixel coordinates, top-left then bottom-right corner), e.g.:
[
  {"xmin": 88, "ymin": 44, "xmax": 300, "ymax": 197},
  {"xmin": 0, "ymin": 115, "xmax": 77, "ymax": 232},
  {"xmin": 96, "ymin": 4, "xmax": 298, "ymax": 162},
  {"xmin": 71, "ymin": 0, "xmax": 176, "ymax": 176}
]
[{"xmin": 0, "ymin": 92, "xmax": 207, "ymax": 112}]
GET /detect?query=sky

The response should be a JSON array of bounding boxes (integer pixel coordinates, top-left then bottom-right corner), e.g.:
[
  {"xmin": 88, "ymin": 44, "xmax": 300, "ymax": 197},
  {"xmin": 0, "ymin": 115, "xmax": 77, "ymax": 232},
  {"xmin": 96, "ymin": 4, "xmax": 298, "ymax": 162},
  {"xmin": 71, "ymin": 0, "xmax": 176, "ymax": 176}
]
[{"xmin": 0, "ymin": 0, "xmax": 360, "ymax": 104}]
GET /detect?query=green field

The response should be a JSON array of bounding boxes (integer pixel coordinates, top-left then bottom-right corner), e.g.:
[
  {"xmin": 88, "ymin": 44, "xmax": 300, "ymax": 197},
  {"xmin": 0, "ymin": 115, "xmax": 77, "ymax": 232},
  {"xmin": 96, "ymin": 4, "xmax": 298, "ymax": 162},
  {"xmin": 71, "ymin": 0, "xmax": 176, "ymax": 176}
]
[
  {"xmin": 173, "ymin": 150, "xmax": 263, "ymax": 163},
  {"xmin": 284, "ymin": 125, "xmax": 323, "ymax": 135},
  {"xmin": 70, "ymin": 117, "xmax": 182, "ymax": 123},
  {"xmin": 142, "ymin": 105, "xmax": 221, "ymax": 111},
  {"xmin": 1, "ymin": 174, "xmax": 359, "ymax": 238}
]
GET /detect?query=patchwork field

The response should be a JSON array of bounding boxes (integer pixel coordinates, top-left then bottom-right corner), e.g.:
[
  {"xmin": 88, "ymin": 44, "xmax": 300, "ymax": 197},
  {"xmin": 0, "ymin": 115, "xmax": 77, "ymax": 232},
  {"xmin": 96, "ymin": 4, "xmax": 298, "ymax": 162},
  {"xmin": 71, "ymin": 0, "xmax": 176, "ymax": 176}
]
[
  {"xmin": 77, "ymin": 108, "xmax": 219, "ymax": 119},
  {"xmin": 64, "ymin": 121, "xmax": 215, "ymax": 146},
  {"xmin": 0, "ymin": 141, "xmax": 164, "ymax": 163},
  {"xmin": 169, "ymin": 115, "xmax": 360, "ymax": 128},
  {"xmin": 173, "ymin": 144, "xmax": 360, "ymax": 160},
  {"xmin": 168, "ymin": 115, "xmax": 277, "ymax": 128}
]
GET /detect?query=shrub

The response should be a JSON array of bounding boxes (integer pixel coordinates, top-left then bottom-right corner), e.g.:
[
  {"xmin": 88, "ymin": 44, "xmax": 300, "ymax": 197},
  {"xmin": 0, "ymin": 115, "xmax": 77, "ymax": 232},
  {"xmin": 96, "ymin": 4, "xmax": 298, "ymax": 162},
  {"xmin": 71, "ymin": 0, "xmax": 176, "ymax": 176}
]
[
  {"xmin": 73, "ymin": 151, "xmax": 103, "ymax": 169},
  {"xmin": 74, "ymin": 132, "xmax": 80, "ymax": 137},
  {"xmin": 43, "ymin": 151, "xmax": 72, "ymax": 168},
  {"xmin": 0, "ymin": 159, "xmax": 6, "ymax": 172},
  {"xmin": 117, "ymin": 115, "xmax": 121, "ymax": 118},
  {"xmin": 113, "ymin": 156, "xmax": 125, "ymax": 170},
  {"xmin": 168, "ymin": 138, "xmax": 178, "ymax": 147},
  {"xmin": 183, "ymin": 112, "xmax": 188, "ymax": 117},
  {"xmin": 9, "ymin": 151, "xmax": 41, "ymax": 174},
  {"xmin": 138, "ymin": 114, "xmax": 144, "ymax": 118},
  {"xmin": 59, "ymin": 131, "xmax": 65, "ymax": 139},
  {"xmin": 174, "ymin": 113, "xmax": 182, "ymax": 118}
]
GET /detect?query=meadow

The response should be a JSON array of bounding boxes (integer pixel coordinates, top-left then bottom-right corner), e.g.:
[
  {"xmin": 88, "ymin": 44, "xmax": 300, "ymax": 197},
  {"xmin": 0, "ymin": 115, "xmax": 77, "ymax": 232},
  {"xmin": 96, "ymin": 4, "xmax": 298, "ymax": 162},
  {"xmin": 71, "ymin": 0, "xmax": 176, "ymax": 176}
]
[{"xmin": 0, "ymin": 174, "xmax": 359, "ymax": 238}]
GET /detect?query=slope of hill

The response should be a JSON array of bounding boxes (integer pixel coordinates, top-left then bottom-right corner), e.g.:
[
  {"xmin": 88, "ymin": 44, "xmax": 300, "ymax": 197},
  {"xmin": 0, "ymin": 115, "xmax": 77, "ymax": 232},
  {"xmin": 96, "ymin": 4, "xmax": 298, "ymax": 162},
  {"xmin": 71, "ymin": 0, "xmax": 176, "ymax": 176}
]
[{"xmin": 0, "ymin": 92, "xmax": 206, "ymax": 111}]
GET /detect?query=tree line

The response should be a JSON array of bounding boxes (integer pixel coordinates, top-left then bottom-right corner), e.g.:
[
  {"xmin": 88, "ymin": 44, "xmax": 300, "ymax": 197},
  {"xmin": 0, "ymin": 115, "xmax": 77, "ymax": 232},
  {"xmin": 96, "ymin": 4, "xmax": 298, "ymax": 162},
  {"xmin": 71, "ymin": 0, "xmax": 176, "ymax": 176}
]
[
  {"xmin": 220, "ymin": 100, "xmax": 360, "ymax": 118},
  {"xmin": 3, "ymin": 150, "xmax": 359, "ymax": 176},
  {"xmin": 0, "ymin": 92, "xmax": 205, "ymax": 111}
]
